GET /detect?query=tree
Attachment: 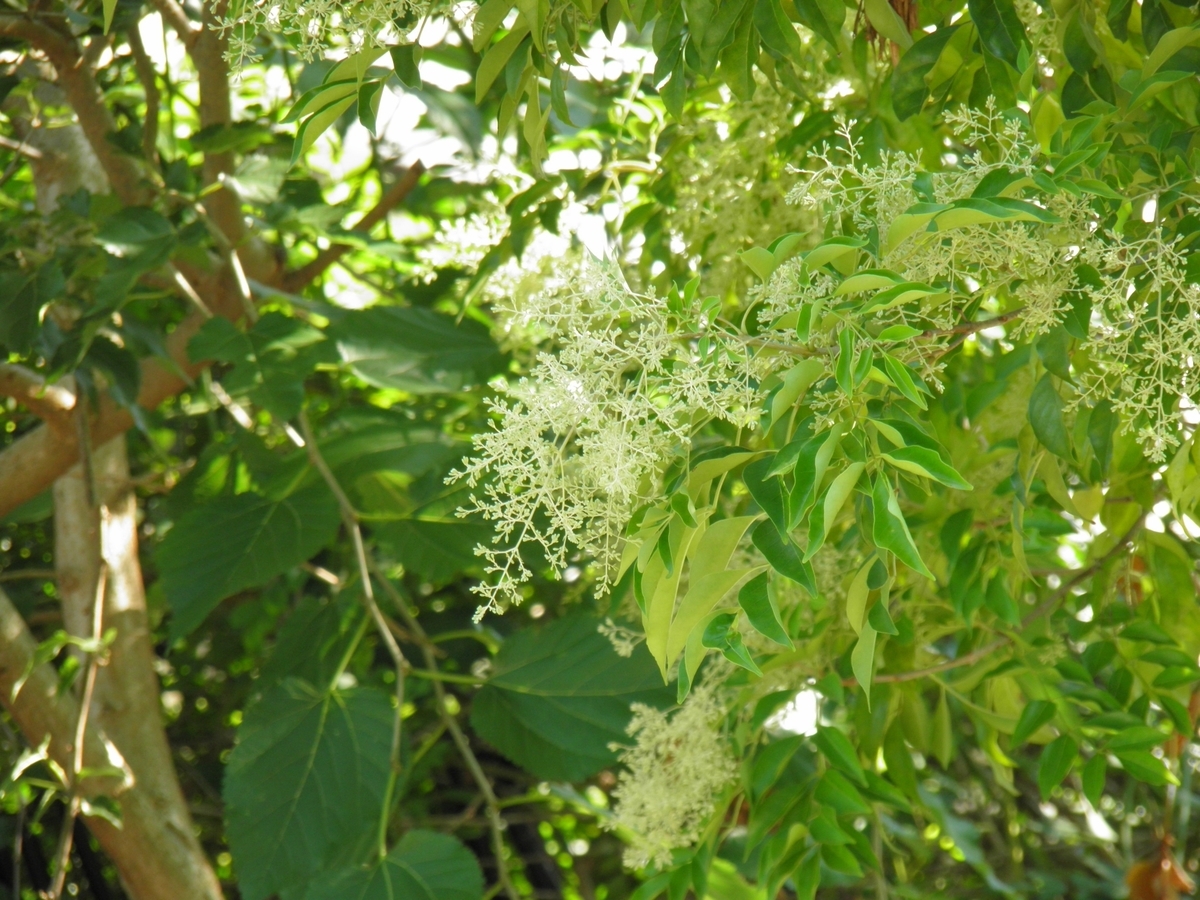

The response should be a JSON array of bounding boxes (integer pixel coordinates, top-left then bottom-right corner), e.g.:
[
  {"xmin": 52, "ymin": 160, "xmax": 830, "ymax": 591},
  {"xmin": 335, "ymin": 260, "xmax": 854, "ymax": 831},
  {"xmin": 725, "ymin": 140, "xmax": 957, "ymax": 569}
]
[{"xmin": 2, "ymin": 0, "xmax": 1200, "ymax": 896}]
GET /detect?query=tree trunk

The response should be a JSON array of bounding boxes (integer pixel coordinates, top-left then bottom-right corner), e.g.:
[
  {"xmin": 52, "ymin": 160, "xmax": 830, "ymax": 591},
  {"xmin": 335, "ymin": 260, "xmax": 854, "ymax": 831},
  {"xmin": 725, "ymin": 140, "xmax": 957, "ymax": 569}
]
[{"xmin": 53, "ymin": 437, "xmax": 224, "ymax": 900}]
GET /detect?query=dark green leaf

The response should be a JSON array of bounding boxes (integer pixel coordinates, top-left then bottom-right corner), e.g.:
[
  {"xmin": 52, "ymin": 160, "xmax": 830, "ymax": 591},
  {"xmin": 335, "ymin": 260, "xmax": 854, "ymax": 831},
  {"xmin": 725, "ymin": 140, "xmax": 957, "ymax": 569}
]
[
  {"xmin": 891, "ymin": 26, "xmax": 961, "ymax": 120},
  {"xmin": 968, "ymin": 0, "xmax": 1027, "ymax": 67},
  {"xmin": 225, "ymin": 681, "xmax": 394, "ymax": 900},
  {"xmin": 751, "ymin": 520, "xmax": 817, "ymax": 592},
  {"xmin": 1081, "ymin": 754, "xmax": 1106, "ymax": 805},
  {"xmin": 300, "ymin": 830, "xmax": 483, "ymax": 900},
  {"xmin": 738, "ymin": 571, "xmax": 793, "ymax": 647},
  {"xmin": 813, "ymin": 726, "xmax": 867, "ymax": 786},
  {"xmin": 328, "ymin": 307, "xmax": 505, "ymax": 393},
  {"xmin": 470, "ymin": 615, "xmax": 673, "ymax": 781},
  {"xmin": 1029, "ymin": 374, "xmax": 1072, "ymax": 459},
  {"xmin": 374, "ymin": 519, "xmax": 490, "ymax": 584},
  {"xmin": 870, "ymin": 475, "xmax": 932, "ymax": 578},
  {"xmin": 156, "ymin": 483, "xmax": 340, "ymax": 639},
  {"xmin": 1011, "ymin": 699, "xmax": 1056, "ymax": 746},
  {"xmin": 1037, "ymin": 735, "xmax": 1077, "ymax": 799}
]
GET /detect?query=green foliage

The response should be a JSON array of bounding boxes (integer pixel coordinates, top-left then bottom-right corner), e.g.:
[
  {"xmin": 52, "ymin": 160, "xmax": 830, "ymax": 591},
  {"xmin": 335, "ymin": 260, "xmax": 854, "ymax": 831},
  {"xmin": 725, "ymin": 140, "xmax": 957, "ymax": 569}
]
[
  {"xmin": 470, "ymin": 615, "xmax": 674, "ymax": 780},
  {"xmin": 224, "ymin": 680, "xmax": 395, "ymax": 900}
]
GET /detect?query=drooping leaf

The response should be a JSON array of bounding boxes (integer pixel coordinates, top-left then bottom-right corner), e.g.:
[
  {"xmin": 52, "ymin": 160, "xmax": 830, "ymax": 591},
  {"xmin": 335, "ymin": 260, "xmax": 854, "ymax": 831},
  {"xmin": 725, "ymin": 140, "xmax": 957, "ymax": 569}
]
[
  {"xmin": 1037, "ymin": 735, "xmax": 1078, "ymax": 799},
  {"xmin": 156, "ymin": 484, "xmax": 341, "ymax": 639},
  {"xmin": 328, "ymin": 307, "xmax": 505, "ymax": 393}
]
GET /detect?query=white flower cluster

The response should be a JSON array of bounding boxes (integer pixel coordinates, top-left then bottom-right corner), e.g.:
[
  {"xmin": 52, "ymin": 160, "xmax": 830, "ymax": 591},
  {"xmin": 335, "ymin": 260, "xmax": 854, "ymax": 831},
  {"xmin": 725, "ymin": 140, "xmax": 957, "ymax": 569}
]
[
  {"xmin": 219, "ymin": 0, "xmax": 435, "ymax": 67},
  {"xmin": 451, "ymin": 256, "xmax": 763, "ymax": 617},
  {"xmin": 1080, "ymin": 228, "xmax": 1200, "ymax": 460},
  {"xmin": 784, "ymin": 104, "xmax": 1094, "ymax": 338},
  {"xmin": 607, "ymin": 687, "xmax": 736, "ymax": 868}
]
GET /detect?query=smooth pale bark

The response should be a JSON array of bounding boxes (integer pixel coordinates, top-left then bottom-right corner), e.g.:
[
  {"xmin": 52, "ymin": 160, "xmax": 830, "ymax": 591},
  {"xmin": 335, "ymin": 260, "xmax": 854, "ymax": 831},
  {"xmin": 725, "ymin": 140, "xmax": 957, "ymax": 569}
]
[{"xmin": 51, "ymin": 438, "xmax": 225, "ymax": 900}]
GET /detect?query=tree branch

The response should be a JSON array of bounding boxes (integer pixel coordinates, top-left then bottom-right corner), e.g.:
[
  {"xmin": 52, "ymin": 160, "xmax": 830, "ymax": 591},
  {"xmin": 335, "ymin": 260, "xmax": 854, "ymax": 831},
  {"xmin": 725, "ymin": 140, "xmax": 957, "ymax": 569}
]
[
  {"xmin": 0, "ymin": 16, "xmax": 149, "ymax": 206},
  {"xmin": 282, "ymin": 162, "xmax": 426, "ymax": 293},
  {"xmin": 0, "ymin": 134, "xmax": 43, "ymax": 159},
  {"xmin": 0, "ymin": 363, "xmax": 75, "ymax": 423},
  {"xmin": 146, "ymin": 0, "xmax": 200, "ymax": 46}
]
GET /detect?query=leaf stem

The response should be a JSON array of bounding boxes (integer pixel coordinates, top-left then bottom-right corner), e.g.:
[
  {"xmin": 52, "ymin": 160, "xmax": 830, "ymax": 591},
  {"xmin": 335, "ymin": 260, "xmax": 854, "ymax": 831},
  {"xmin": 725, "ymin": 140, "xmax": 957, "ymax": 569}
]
[
  {"xmin": 368, "ymin": 559, "xmax": 522, "ymax": 900},
  {"xmin": 298, "ymin": 409, "xmax": 409, "ymax": 862}
]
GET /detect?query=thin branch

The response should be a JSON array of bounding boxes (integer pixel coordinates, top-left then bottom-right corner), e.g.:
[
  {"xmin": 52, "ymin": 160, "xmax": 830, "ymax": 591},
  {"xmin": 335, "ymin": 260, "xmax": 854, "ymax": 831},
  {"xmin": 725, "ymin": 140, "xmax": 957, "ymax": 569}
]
[
  {"xmin": 0, "ymin": 363, "xmax": 75, "ymax": 424},
  {"xmin": 282, "ymin": 162, "xmax": 426, "ymax": 292},
  {"xmin": 0, "ymin": 134, "xmax": 43, "ymax": 159},
  {"xmin": 368, "ymin": 560, "xmax": 521, "ymax": 900},
  {"xmin": 0, "ymin": 569, "xmax": 55, "ymax": 583},
  {"xmin": 48, "ymin": 560, "xmax": 107, "ymax": 900},
  {"xmin": 297, "ymin": 410, "xmax": 407, "ymax": 862},
  {"xmin": 127, "ymin": 28, "xmax": 160, "ymax": 168},
  {"xmin": 146, "ymin": 0, "xmax": 199, "ymax": 45}
]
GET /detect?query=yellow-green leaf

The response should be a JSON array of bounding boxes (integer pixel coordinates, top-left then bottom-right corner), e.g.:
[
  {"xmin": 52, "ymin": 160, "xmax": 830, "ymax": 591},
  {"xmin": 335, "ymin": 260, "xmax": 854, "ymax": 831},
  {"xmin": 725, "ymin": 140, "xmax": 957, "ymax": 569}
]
[{"xmin": 851, "ymin": 625, "xmax": 877, "ymax": 707}]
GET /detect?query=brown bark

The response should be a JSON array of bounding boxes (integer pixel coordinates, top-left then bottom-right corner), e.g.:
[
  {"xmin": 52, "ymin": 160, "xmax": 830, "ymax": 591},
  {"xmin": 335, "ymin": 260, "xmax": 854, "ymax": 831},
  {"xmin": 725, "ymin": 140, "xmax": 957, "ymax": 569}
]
[{"xmin": 53, "ymin": 438, "xmax": 225, "ymax": 900}]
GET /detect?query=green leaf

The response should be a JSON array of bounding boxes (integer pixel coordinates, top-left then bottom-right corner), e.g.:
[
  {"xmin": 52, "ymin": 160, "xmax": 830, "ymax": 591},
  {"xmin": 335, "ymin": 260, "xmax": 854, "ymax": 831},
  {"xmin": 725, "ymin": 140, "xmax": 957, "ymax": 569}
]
[
  {"xmin": 863, "ymin": 0, "xmax": 912, "ymax": 47},
  {"xmin": 189, "ymin": 313, "xmax": 331, "ymax": 420},
  {"xmin": 871, "ymin": 475, "xmax": 932, "ymax": 578},
  {"xmin": 470, "ymin": 615, "xmax": 673, "ymax": 781},
  {"xmin": 390, "ymin": 44, "xmax": 423, "ymax": 88},
  {"xmin": 881, "ymin": 354, "xmax": 928, "ymax": 409},
  {"xmin": 102, "ymin": 0, "xmax": 117, "ymax": 31},
  {"xmin": 300, "ymin": 830, "xmax": 483, "ymax": 900},
  {"xmin": 932, "ymin": 689, "xmax": 953, "ymax": 767},
  {"xmin": 1011, "ymin": 699, "xmax": 1056, "ymax": 746},
  {"xmin": 701, "ymin": 612, "xmax": 762, "ymax": 674},
  {"xmin": 751, "ymin": 520, "xmax": 816, "ymax": 593},
  {"xmin": 984, "ymin": 575, "xmax": 1020, "ymax": 626},
  {"xmin": 1081, "ymin": 754, "xmax": 1107, "ymax": 806},
  {"xmin": 1028, "ymin": 374, "xmax": 1072, "ymax": 459},
  {"xmin": 1037, "ymin": 735, "xmax": 1077, "ymax": 799},
  {"xmin": 866, "ymin": 599, "xmax": 898, "ymax": 635},
  {"xmin": 891, "ymin": 26, "xmax": 961, "ymax": 120},
  {"xmin": 793, "ymin": 849, "xmax": 821, "ymax": 900},
  {"xmin": 1122, "ymin": 619, "xmax": 1176, "ymax": 645},
  {"xmin": 756, "ymin": 0, "xmax": 826, "ymax": 51},
  {"xmin": 851, "ymin": 625, "xmax": 877, "ymax": 706},
  {"xmin": 968, "ymin": 0, "xmax": 1026, "ymax": 67},
  {"xmin": 738, "ymin": 572, "xmax": 793, "ymax": 648},
  {"xmin": 1116, "ymin": 750, "xmax": 1176, "ymax": 786},
  {"xmin": 835, "ymin": 328, "xmax": 855, "ymax": 395},
  {"xmin": 877, "ymin": 324, "xmax": 923, "ymax": 341},
  {"xmin": 328, "ymin": 307, "xmax": 505, "ymax": 393},
  {"xmin": 882, "ymin": 446, "xmax": 971, "ymax": 490},
  {"xmin": 813, "ymin": 726, "xmax": 867, "ymax": 786},
  {"xmin": 156, "ymin": 484, "xmax": 341, "ymax": 639},
  {"xmin": 224, "ymin": 681, "xmax": 394, "ymax": 900},
  {"xmin": 373, "ymin": 519, "xmax": 491, "ymax": 584},
  {"xmin": 1108, "ymin": 726, "xmax": 1166, "ymax": 753}
]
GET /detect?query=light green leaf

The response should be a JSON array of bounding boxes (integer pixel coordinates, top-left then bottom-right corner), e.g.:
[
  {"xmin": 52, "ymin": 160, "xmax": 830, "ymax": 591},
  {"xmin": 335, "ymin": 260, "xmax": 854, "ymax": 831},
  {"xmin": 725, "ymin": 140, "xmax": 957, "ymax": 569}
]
[
  {"xmin": 864, "ymin": 0, "xmax": 912, "ymax": 47},
  {"xmin": 835, "ymin": 269, "xmax": 905, "ymax": 295},
  {"xmin": 851, "ymin": 625, "xmax": 878, "ymax": 706},
  {"xmin": 740, "ymin": 246, "xmax": 778, "ymax": 281},
  {"xmin": 882, "ymin": 446, "xmax": 972, "ymax": 490},
  {"xmin": 845, "ymin": 556, "xmax": 874, "ymax": 634},
  {"xmin": 769, "ymin": 358, "xmax": 825, "ymax": 427},
  {"xmin": 665, "ymin": 566, "xmax": 761, "ymax": 666}
]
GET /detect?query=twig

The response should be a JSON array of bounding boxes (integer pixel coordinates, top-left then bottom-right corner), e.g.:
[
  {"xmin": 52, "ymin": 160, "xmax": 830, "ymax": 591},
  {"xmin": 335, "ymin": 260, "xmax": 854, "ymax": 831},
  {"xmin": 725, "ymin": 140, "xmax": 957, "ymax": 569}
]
[
  {"xmin": 0, "ymin": 569, "xmax": 55, "ymax": 583},
  {"xmin": 297, "ymin": 410, "xmax": 408, "ymax": 862},
  {"xmin": 0, "ymin": 134, "xmax": 43, "ymax": 159},
  {"xmin": 126, "ymin": 28, "xmax": 160, "ymax": 167},
  {"xmin": 282, "ymin": 162, "xmax": 426, "ymax": 292},
  {"xmin": 368, "ymin": 559, "xmax": 521, "ymax": 900},
  {"xmin": 48, "ymin": 560, "xmax": 107, "ymax": 900}
]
